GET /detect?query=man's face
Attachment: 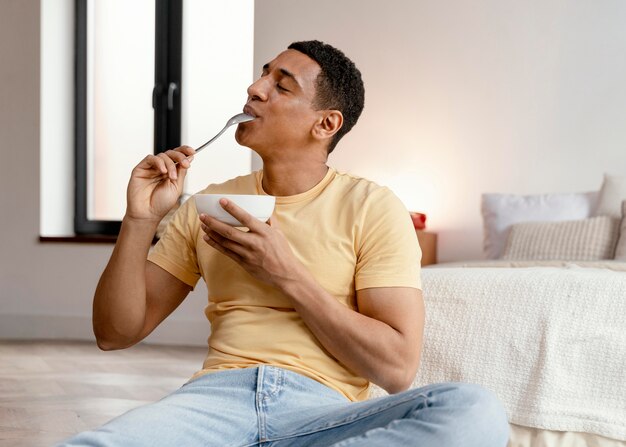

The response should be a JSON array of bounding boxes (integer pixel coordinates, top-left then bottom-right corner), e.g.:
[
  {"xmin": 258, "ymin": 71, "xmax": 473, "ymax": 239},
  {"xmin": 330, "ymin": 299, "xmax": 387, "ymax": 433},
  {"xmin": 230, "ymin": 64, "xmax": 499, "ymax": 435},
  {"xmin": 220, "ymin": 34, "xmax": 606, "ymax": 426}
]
[{"xmin": 235, "ymin": 49, "xmax": 322, "ymax": 154}]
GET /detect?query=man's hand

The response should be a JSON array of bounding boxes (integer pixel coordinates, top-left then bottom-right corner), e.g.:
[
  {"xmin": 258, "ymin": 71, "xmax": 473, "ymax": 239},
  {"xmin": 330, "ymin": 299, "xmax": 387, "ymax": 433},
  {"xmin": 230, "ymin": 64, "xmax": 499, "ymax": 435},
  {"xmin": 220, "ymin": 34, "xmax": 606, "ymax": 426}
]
[
  {"xmin": 126, "ymin": 146, "xmax": 195, "ymax": 223},
  {"xmin": 199, "ymin": 199, "xmax": 302, "ymax": 287}
]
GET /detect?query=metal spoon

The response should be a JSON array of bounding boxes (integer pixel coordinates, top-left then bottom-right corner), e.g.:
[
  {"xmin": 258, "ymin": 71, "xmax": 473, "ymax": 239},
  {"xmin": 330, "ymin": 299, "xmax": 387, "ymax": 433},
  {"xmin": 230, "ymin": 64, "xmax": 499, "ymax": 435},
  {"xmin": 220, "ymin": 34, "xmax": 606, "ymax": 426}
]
[{"xmin": 175, "ymin": 112, "xmax": 255, "ymax": 164}]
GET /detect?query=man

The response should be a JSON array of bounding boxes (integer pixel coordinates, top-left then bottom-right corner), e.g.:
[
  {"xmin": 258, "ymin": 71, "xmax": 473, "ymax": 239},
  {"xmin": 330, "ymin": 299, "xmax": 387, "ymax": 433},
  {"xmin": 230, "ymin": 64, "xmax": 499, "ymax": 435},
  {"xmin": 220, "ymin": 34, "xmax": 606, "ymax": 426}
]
[{"xmin": 60, "ymin": 40, "xmax": 508, "ymax": 446}]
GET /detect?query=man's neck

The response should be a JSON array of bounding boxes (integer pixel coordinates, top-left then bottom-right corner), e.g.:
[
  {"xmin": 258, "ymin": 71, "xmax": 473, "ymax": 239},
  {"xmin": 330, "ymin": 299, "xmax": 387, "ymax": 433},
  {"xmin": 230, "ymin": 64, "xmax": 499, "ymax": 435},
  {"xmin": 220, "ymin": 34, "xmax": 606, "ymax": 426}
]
[{"xmin": 261, "ymin": 160, "xmax": 329, "ymax": 197}]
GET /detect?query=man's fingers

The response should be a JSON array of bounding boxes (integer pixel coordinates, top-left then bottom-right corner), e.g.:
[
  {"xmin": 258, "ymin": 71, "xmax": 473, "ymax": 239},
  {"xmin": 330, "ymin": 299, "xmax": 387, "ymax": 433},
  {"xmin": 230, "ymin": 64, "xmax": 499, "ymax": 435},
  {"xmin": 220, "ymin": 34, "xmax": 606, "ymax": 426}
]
[
  {"xmin": 204, "ymin": 229, "xmax": 250, "ymax": 258},
  {"xmin": 165, "ymin": 149, "xmax": 195, "ymax": 178},
  {"xmin": 168, "ymin": 148, "xmax": 195, "ymax": 165},
  {"xmin": 135, "ymin": 146, "xmax": 195, "ymax": 180},
  {"xmin": 142, "ymin": 154, "xmax": 168, "ymax": 175},
  {"xmin": 199, "ymin": 214, "xmax": 248, "ymax": 245},
  {"xmin": 155, "ymin": 152, "xmax": 178, "ymax": 180},
  {"xmin": 178, "ymin": 145, "xmax": 196, "ymax": 158},
  {"xmin": 203, "ymin": 233, "xmax": 245, "ymax": 263},
  {"xmin": 170, "ymin": 146, "xmax": 196, "ymax": 169},
  {"xmin": 219, "ymin": 199, "xmax": 264, "ymax": 231},
  {"xmin": 152, "ymin": 148, "xmax": 197, "ymax": 180},
  {"xmin": 199, "ymin": 214, "xmax": 261, "ymax": 261}
]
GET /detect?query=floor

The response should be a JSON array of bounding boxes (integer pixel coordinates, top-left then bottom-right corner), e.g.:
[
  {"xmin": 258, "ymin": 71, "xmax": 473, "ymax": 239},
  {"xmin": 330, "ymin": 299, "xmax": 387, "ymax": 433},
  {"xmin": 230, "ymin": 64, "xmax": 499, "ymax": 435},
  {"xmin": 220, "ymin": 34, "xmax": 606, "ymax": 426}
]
[
  {"xmin": 0, "ymin": 340, "xmax": 206, "ymax": 447},
  {"xmin": 2, "ymin": 340, "xmax": 622, "ymax": 447}
]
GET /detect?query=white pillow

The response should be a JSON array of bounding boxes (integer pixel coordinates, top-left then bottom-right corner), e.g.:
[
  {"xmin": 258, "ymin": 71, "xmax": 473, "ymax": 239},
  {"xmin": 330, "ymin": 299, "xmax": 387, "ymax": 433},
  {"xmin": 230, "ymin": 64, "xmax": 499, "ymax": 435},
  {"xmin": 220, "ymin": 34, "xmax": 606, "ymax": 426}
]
[
  {"xmin": 481, "ymin": 192, "xmax": 598, "ymax": 259},
  {"xmin": 614, "ymin": 200, "xmax": 626, "ymax": 261},
  {"xmin": 594, "ymin": 174, "xmax": 626, "ymax": 219}
]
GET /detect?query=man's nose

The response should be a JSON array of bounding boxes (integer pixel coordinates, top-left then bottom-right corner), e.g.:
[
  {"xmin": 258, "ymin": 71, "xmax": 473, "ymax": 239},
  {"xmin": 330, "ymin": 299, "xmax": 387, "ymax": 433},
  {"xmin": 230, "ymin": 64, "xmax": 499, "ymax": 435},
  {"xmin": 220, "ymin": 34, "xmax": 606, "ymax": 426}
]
[{"xmin": 247, "ymin": 77, "xmax": 269, "ymax": 101}]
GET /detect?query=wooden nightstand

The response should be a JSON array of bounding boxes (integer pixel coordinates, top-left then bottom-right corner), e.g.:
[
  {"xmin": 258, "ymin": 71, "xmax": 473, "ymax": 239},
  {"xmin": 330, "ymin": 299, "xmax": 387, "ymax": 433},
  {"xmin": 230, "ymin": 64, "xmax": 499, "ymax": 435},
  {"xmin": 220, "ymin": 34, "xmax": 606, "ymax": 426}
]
[{"xmin": 416, "ymin": 230, "xmax": 437, "ymax": 266}]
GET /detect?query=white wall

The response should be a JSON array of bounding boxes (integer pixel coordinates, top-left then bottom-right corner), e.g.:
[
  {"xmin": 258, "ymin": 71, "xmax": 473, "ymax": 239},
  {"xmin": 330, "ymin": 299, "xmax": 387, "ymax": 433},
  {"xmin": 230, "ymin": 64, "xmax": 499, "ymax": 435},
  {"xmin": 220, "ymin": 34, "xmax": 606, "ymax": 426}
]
[{"xmin": 254, "ymin": 0, "xmax": 626, "ymax": 261}]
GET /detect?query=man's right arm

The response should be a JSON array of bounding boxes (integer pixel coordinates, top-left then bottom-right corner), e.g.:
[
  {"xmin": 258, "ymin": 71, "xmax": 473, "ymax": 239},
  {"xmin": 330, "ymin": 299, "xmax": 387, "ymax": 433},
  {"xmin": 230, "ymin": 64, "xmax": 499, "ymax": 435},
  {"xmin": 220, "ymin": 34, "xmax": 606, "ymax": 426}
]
[{"xmin": 92, "ymin": 146, "xmax": 195, "ymax": 350}]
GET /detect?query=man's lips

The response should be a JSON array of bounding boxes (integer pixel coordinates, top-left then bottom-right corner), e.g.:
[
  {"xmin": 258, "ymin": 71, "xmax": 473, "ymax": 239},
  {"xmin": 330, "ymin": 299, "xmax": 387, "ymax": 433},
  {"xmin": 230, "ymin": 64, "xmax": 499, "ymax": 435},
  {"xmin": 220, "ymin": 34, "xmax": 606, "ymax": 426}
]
[{"xmin": 243, "ymin": 105, "xmax": 258, "ymax": 119}]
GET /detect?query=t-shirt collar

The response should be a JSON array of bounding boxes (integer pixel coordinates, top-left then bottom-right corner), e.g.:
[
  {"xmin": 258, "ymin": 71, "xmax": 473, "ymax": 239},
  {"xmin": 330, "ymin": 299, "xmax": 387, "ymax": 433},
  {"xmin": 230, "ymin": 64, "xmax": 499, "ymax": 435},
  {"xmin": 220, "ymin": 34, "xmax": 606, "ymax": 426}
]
[{"xmin": 256, "ymin": 167, "xmax": 336, "ymax": 205}]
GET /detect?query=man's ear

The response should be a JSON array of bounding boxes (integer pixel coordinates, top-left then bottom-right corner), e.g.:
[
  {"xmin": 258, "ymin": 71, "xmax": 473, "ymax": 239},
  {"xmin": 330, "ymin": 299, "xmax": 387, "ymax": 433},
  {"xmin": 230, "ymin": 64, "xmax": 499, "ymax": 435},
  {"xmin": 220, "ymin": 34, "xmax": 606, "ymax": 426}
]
[{"xmin": 312, "ymin": 110, "xmax": 343, "ymax": 142}]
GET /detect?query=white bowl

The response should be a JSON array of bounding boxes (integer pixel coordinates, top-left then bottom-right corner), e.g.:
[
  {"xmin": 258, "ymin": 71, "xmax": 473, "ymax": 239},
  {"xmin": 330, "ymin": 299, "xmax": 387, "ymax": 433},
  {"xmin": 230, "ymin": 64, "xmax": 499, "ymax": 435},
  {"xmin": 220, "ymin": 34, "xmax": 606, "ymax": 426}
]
[{"xmin": 194, "ymin": 194, "xmax": 276, "ymax": 226}]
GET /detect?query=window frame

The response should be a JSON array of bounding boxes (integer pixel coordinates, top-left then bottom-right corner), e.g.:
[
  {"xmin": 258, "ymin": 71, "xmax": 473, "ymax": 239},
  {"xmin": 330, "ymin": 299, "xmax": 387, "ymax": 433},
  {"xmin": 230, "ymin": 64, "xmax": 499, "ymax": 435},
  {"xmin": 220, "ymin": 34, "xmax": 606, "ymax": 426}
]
[{"xmin": 74, "ymin": 0, "xmax": 182, "ymax": 235}]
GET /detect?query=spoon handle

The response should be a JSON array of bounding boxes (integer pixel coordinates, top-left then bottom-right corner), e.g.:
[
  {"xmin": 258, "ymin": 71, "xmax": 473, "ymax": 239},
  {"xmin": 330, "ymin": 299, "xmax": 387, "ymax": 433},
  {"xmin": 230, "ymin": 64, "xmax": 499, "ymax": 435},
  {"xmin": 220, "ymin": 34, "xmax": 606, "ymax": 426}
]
[
  {"xmin": 173, "ymin": 113, "xmax": 253, "ymax": 165},
  {"xmin": 173, "ymin": 123, "xmax": 229, "ymax": 165},
  {"xmin": 194, "ymin": 124, "xmax": 230, "ymax": 154}
]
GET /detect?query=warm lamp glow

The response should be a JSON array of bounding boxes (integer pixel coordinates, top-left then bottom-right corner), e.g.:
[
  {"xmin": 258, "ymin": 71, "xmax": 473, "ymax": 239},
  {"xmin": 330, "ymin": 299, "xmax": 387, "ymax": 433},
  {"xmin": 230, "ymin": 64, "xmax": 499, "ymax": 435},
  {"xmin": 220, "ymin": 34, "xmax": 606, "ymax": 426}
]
[{"xmin": 384, "ymin": 172, "xmax": 440, "ymax": 228}]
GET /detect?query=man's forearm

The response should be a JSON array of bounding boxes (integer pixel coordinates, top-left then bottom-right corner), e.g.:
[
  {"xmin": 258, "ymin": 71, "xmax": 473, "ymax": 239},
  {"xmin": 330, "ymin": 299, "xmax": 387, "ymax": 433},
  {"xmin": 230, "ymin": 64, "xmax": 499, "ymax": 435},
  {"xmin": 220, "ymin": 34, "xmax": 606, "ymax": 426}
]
[
  {"xmin": 92, "ymin": 217, "xmax": 158, "ymax": 349},
  {"xmin": 280, "ymin": 267, "xmax": 420, "ymax": 394}
]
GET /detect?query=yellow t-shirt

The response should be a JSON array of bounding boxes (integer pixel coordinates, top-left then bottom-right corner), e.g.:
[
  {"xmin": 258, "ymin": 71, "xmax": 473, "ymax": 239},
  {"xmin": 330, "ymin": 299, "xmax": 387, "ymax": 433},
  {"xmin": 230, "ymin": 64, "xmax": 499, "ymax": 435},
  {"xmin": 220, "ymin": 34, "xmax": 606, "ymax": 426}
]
[{"xmin": 148, "ymin": 167, "xmax": 421, "ymax": 401}]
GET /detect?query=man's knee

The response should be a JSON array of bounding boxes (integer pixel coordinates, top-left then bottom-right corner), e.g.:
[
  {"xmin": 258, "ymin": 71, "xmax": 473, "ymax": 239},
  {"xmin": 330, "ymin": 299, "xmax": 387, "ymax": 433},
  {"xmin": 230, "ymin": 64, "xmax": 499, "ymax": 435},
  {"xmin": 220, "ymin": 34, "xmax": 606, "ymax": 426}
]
[
  {"xmin": 449, "ymin": 382, "xmax": 510, "ymax": 444},
  {"xmin": 412, "ymin": 382, "xmax": 510, "ymax": 446}
]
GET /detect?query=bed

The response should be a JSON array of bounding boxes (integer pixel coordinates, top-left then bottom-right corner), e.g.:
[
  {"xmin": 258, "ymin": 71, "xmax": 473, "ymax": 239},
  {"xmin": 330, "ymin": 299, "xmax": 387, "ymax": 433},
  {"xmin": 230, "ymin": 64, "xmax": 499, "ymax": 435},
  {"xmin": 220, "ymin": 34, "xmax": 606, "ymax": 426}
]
[
  {"xmin": 371, "ymin": 174, "xmax": 626, "ymax": 446},
  {"xmin": 371, "ymin": 260, "xmax": 626, "ymax": 446}
]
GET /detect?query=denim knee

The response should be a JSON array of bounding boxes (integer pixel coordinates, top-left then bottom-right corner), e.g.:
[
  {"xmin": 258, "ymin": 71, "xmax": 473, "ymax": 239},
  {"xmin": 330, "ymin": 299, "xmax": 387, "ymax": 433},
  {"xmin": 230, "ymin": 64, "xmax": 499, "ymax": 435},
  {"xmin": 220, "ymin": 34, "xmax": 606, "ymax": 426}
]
[{"xmin": 448, "ymin": 382, "xmax": 510, "ymax": 445}]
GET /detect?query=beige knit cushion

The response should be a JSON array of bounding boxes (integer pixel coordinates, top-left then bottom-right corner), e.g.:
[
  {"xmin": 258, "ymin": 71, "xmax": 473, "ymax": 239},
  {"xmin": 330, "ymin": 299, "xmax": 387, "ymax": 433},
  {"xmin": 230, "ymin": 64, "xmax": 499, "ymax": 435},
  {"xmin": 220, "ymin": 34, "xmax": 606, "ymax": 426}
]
[
  {"xmin": 503, "ymin": 216, "xmax": 620, "ymax": 261},
  {"xmin": 615, "ymin": 200, "xmax": 626, "ymax": 261}
]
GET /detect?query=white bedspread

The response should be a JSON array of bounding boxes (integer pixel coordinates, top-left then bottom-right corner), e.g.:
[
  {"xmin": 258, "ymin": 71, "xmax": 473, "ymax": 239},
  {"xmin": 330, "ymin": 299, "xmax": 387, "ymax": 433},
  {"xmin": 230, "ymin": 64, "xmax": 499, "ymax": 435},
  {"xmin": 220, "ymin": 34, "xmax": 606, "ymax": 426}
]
[{"xmin": 381, "ymin": 264, "xmax": 626, "ymax": 440}]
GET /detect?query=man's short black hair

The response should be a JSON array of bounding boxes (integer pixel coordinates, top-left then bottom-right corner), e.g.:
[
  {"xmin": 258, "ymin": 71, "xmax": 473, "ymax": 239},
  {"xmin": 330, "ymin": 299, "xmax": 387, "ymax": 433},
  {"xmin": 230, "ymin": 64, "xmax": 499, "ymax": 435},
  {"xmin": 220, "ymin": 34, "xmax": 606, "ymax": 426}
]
[{"xmin": 288, "ymin": 40, "xmax": 365, "ymax": 154}]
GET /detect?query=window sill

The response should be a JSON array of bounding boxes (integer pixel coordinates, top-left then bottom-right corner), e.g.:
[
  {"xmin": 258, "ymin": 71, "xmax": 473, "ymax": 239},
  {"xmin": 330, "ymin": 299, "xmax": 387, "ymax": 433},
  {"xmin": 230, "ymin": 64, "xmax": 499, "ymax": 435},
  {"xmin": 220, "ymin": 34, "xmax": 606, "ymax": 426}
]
[
  {"xmin": 39, "ymin": 235, "xmax": 159, "ymax": 244},
  {"xmin": 39, "ymin": 235, "xmax": 119, "ymax": 244}
]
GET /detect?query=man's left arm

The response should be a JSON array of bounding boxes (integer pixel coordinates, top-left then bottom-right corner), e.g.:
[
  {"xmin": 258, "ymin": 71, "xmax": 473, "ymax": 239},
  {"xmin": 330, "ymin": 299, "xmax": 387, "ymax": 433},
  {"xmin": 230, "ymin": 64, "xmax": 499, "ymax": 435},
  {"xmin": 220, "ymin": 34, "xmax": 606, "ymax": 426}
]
[
  {"xmin": 199, "ymin": 198, "xmax": 424, "ymax": 394},
  {"xmin": 282, "ymin": 271, "xmax": 425, "ymax": 394}
]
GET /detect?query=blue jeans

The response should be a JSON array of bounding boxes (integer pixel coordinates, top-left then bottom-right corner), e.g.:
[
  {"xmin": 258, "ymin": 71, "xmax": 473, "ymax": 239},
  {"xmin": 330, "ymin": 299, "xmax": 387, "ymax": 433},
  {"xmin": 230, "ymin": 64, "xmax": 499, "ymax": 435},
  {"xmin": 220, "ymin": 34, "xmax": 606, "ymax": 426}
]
[{"xmin": 58, "ymin": 365, "xmax": 509, "ymax": 446}]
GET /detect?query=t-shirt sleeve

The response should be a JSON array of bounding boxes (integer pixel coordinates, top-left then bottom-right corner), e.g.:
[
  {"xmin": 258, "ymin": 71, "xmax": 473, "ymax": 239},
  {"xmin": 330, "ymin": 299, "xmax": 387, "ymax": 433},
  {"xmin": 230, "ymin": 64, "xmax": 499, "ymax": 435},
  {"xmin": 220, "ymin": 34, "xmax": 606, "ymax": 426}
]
[
  {"xmin": 148, "ymin": 198, "xmax": 202, "ymax": 288},
  {"xmin": 354, "ymin": 187, "xmax": 422, "ymax": 290}
]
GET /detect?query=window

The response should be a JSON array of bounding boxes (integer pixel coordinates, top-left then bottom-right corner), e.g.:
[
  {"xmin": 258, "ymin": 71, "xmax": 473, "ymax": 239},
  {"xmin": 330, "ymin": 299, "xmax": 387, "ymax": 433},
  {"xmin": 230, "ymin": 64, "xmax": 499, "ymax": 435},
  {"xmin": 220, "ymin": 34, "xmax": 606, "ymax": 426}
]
[
  {"xmin": 74, "ymin": 0, "xmax": 181, "ymax": 235},
  {"xmin": 73, "ymin": 0, "xmax": 253, "ymax": 236}
]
